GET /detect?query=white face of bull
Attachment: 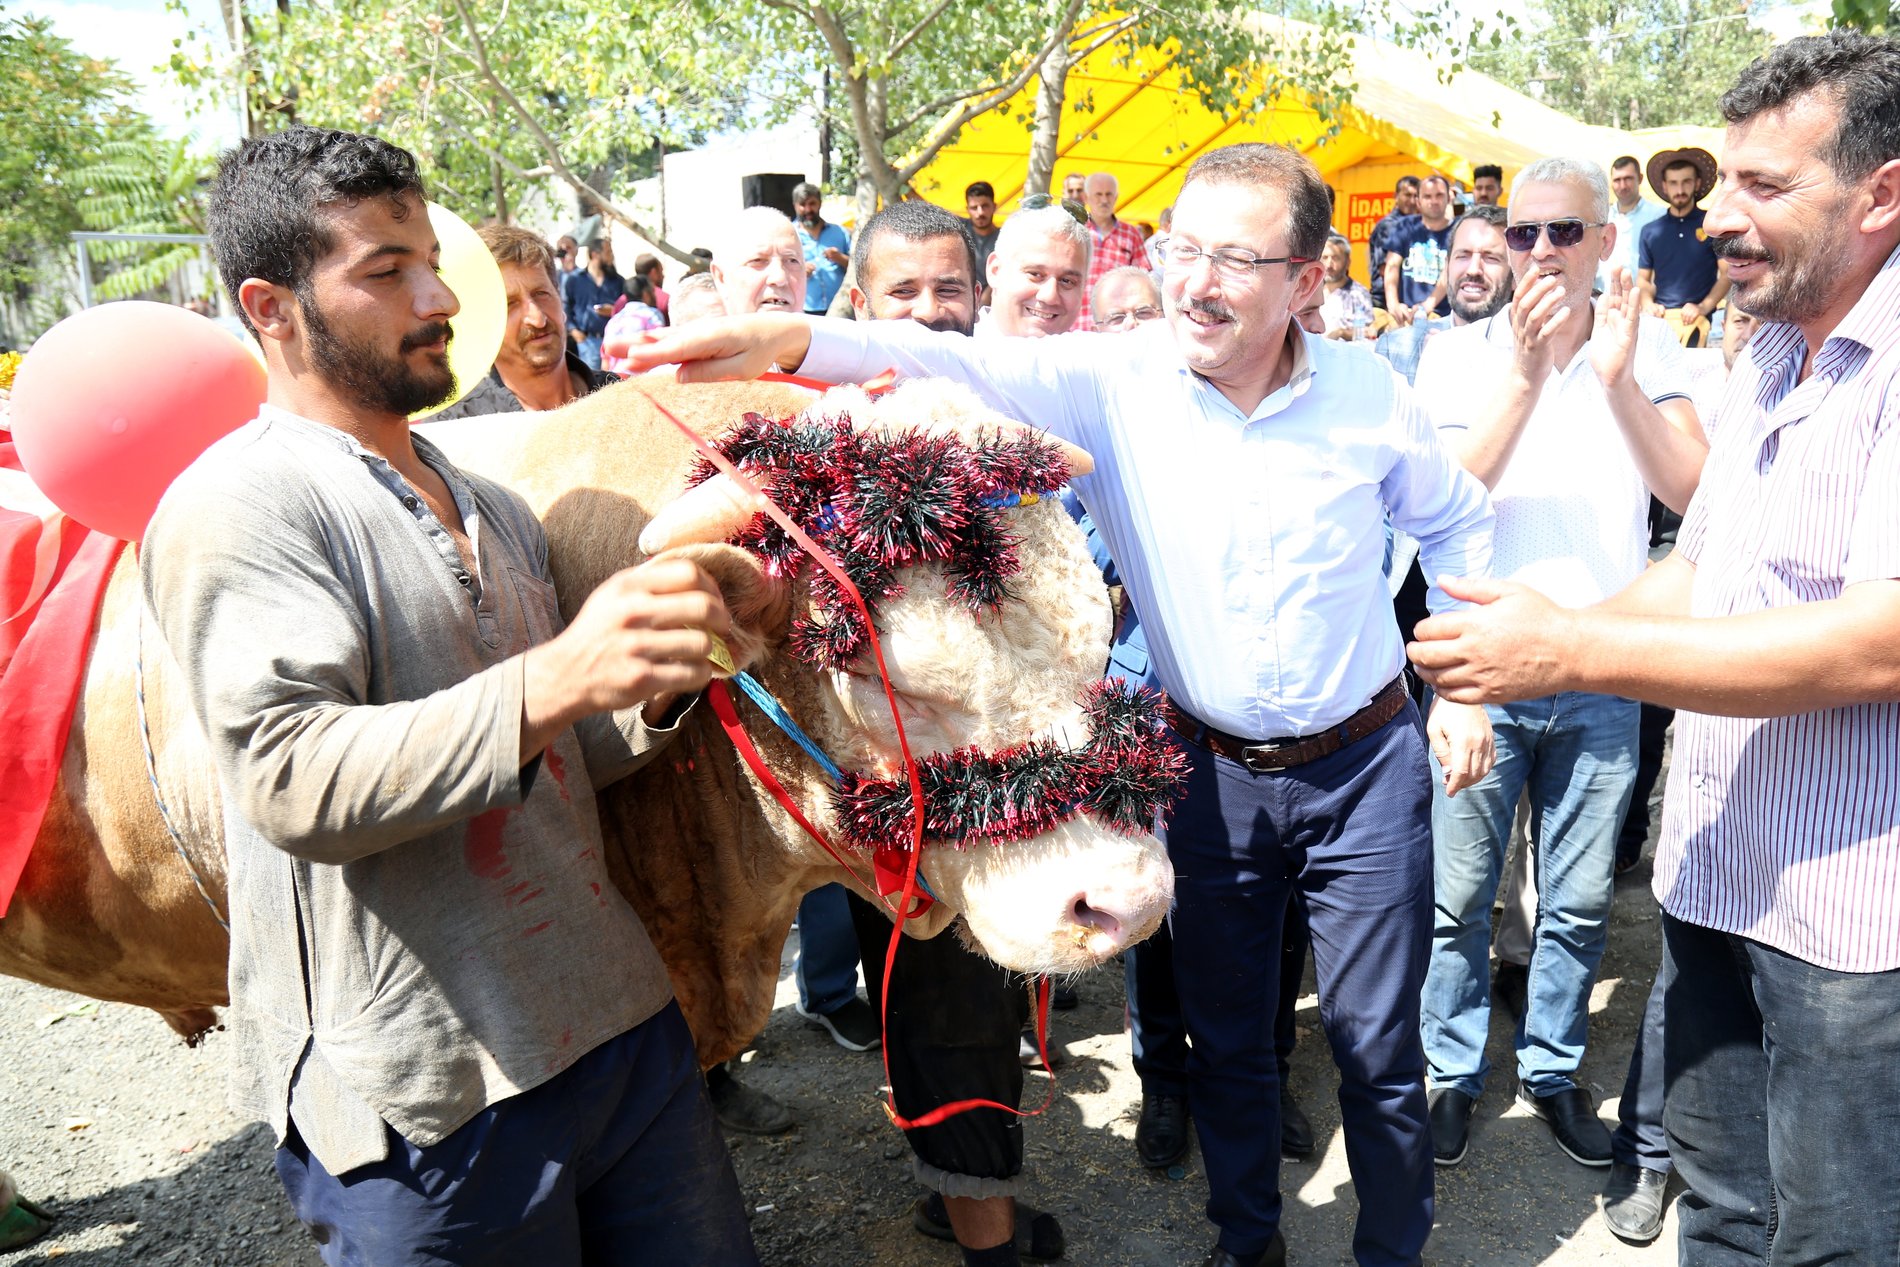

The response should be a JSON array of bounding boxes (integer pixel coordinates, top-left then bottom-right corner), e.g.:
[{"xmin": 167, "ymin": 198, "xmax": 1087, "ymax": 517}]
[{"xmin": 642, "ymin": 381, "xmax": 1177, "ymax": 977}]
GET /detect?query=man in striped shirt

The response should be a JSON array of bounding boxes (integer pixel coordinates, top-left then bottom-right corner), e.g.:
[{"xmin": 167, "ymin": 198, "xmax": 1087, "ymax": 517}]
[
  {"xmin": 1081, "ymin": 172, "xmax": 1149, "ymax": 331},
  {"xmin": 1409, "ymin": 30, "xmax": 1900, "ymax": 1264}
]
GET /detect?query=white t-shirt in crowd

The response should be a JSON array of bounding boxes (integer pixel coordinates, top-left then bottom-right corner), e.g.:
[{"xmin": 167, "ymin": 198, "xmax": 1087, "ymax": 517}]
[{"xmin": 1413, "ymin": 309, "xmax": 1692, "ymax": 607}]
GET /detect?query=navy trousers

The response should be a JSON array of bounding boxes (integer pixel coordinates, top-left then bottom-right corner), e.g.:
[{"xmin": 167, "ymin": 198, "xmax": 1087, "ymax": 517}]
[
  {"xmin": 1164, "ymin": 705, "xmax": 1435, "ymax": 1266},
  {"xmin": 274, "ymin": 1001, "xmax": 757, "ymax": 1266},
  {"xmin": 1611, "ymin": 944, "xmax": 1671, "ymax": 1173}
]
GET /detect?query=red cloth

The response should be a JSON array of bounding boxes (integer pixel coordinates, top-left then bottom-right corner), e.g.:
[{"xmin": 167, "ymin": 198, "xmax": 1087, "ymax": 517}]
[
  {"xmin": 1079, "ymin": 217, "xmax": 1151, "ymax": 332},
  {"xmin": 0, "ymin": 431, "xmax": 127, "ymax": 915}
]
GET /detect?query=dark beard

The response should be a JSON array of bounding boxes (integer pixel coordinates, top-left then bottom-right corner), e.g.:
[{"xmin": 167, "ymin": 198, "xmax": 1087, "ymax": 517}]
[
  {"xmin": 1709, "ymin": 217, "xmax": 1839, "ymax": 326},
  {"xmin": 1450, "ymin": 278, "xmax": 1512, "ymax": 323},
  {"xmin": 299, "ymin": 286, "xmax": 456, "ymax": 416}
]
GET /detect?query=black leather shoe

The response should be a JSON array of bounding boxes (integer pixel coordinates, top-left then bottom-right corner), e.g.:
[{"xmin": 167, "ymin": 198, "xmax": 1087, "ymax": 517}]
[
  {"xmin": 1202, "ymin": 1231, "xmax": 1286, "ymax": 1267},
  {"xmin": 1279, "ymin": 1086, "xmax": 1315, "ymax": 1160},
  {"xmin": 1135, "ymin": 1091, "xmax": 1191, "ymax": 1168},
  {"xmin": 1601, "ymin": 1161, "xmax": 1668, "ymax": 1243},
  {"xmin": 1519, "ymin": 1082, "xmax": 1612, "ymax": 1166},
  {"xmin": 705, "ymin": 1064, "xmax": 794, "ymax": 1135},
  {"xmin": 1427, "ymin": 1086, "xmax": 1476, "ymax": 1166},
  {"xmin": 1050, "ymin": 981, "xmax": 1080, "ymax": 1010},
  {"xmin": 1492, "ymin": 960, "xmax": 1529, "ymax": 1022}
]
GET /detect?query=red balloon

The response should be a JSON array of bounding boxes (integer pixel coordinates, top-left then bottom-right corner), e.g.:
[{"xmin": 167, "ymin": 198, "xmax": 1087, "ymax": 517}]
[{"xmin": 10, "ymin": 301, "xmax": 267, "ymax": 541}]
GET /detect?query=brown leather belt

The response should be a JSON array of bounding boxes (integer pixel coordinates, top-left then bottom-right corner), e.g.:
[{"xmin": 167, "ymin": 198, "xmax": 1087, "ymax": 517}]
[{"xmin": 1164, "ymin": 676, "xmax": 1410, "ymax": 773}]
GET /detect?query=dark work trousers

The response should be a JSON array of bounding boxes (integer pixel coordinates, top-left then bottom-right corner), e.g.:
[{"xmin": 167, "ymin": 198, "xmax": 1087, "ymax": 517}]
[
  {"xmin": 274, "ymin": 1001, "xmax": 757, "ymax": 1266},
  {"xmin": 850, "ymin": 890, "xmax": 1030, "ymax": 1192},
  {"xmin": 1615, "ymin": 704, "xmax": 1675, "ymax": 871},
  {"xmin": 1662, "ymin": 913, "xmax": 1900, "ymax": 1265},
  {"xmin": 1165, "ymin": 704, "xmax": 1435, "ymax": 1267},
  {"xmin": 1127, "ymin": 895, "xmax": 1310, "ymax": 1099},
  {"xmin": 1610, "ymin": 945, "xmax": 1672, "ymax": 1173}
]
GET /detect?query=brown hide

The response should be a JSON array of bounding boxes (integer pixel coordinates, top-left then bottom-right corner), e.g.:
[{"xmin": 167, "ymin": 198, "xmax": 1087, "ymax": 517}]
[{"xmin": 0, "ymin": 378, "xmax": 916, "ymax": 1064}]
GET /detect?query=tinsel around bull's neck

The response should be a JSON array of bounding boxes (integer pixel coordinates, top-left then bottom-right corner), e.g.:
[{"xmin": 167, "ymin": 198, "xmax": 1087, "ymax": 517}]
[
  {"xmin": 832, "ymin": 679, "xmax": 1189, "ymax": 850},
  {"xmin": 692, "ymin": 411, "xmax": 1072, "ymax": 671}
]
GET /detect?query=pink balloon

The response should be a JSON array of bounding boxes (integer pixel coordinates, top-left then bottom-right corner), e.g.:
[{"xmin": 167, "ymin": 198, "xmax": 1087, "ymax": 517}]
[{"xmin": 10, "ymin": 302, "xmax": 267, "ymax": 541}]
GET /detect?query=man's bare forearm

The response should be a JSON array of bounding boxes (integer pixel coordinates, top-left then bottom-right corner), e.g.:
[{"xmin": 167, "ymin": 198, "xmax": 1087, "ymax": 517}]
[
  {"xmin": 1605, "ymin": 381, "xmax": 1707, "ymax": 514},
  {"xmin": 1565, "ymin": 583, "xmax": 1900, "ymax": 716}
]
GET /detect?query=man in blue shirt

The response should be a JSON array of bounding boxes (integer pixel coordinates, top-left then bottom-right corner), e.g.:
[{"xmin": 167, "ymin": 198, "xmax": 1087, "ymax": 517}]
[
  {"xmin": 563, "ymin": 237, "xmax": 625, "ymax": 371},
  {"xmin": 1637, "ymin": 148, "xmax": 1729, "ymax": 345},
  {"xmin": 1384, "ymin": 175, "xmax": 1455, "ymax": 324},
  {"xmin": 1367, "ymin": 175, "xmax": 1419, "ymax": 311},
  {"xmin": 794, "ymin": 182, "xmax": 851, "ymax": 316},
  {"xmin": 625, "ymin": 142, "xmax": 1497, "ymax": 1267}
]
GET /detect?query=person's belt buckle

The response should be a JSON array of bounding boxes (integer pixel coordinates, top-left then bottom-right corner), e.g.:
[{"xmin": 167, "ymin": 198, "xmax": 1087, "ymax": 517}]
[{"xmin": 1238, "ymin": 736, "xmax": 1305, "ymax": 773}]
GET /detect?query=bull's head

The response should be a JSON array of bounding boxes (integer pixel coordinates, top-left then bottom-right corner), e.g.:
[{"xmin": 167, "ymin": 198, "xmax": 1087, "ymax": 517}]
[{"xmin": 640, "ymin": 380, "xmax": 1180, "ymax": 977}]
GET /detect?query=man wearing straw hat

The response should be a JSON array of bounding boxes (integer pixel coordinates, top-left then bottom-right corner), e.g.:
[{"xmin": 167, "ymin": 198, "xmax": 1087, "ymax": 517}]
[{"xmin": 1636, "ymin": 147, "xmax": 1730, "ymax": 346}]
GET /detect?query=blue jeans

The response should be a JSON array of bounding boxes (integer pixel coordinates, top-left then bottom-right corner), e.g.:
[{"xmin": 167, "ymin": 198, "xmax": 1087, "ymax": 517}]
[
  {"xmin": 274, "ymin": 1001, "xmax": 756, "ymax": 1265},
  {"xmin": 1422, "ymin": 691, "xmax": 1638, "ymax": 1098},
  {"xmin": 1166, "ymin": 704, "xmax": 1434, "ymax": 1266},
  {"xmin": 794, "ymin": 882, "xmax": 862, "ymax": 1015},
  {"xmin": 575, "ymin": 335, "xmax": 603, "ymax": 371},
  {"xmin": 1663, "ymin": 914, "xmax": 1900, "ymax": 1264}
]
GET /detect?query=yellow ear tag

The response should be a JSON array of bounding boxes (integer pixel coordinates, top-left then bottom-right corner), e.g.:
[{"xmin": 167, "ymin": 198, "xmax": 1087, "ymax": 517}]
[{"xmin": 707, "ymin": 633, "xmax": 737, "ymax": 679}]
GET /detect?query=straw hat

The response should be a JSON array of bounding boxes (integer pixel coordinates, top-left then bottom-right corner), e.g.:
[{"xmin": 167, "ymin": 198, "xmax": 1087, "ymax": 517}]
[{"xmin": 1646, "ymin": 147, "xmax": 1717, "ymax": 205}]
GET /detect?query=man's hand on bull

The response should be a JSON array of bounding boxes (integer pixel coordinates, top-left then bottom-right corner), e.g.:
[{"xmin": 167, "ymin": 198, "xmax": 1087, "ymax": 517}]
[
  {"xmin": 1408, "ymin": 575, "xmax": 1578, "ymax": 707},
  {"xmin": 607, "ymin": 314, "xmax": 816, "ymax": 382},
  {"xmin": 1426, "ymin": 697, "xmax": 1495, "ymax": 797},
  {"xmin": 517, "ymin": 557, "xmax": 734, "ymax": 763}
]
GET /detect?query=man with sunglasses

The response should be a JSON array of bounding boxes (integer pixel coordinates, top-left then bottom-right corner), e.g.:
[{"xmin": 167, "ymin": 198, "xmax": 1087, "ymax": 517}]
[
  {"xmin": 1409, "ymin": 158, "xmax": 1705, "ymax": 1171},
  {"xmin": 621, "ymin": 140, "xmax": 1497, "ymax": 1267}
]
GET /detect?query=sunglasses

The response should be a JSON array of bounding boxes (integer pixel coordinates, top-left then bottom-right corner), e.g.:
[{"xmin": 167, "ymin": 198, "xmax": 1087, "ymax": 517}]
[
  {"xmin": 1504, "ymin": 218, "xmax": 1607, "ymax": 252},
  {"xmin": 1021, "ymin": 192, "xmax": 1089, "ymax": 225}
]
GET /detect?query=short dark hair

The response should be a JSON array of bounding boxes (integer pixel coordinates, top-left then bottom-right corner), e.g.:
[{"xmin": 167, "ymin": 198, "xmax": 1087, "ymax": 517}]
[
  {"xmin": 792, "ymin": 181, "xmax": 822, "ymax": 203},
  {"xmin": 1611, "ymin": 155, "xmax": 1641, "ymax": 173},
  {"xmin": 477, "ymin": 224, "xmax": 559, "ymax": 288},
  {"xmin": 209, "ymin": 124, "xmax": 426, "ymax": 336},
  {"xmin": 586, "ymin": 238, "xmax": 611, "ymax": 259},
  {"xmin": 1396, "ymin": 175, "xmax": 1421, "ymax": 192},
  {"xmin": 1447, "ymin": 203, "xmax": 1509, "ymax": 253},
  {"xmin": 1472, "ymin": 164, "xmax": 1503, "ymax": 184},
  {"xmin": 1722, "ymin": 30, "xmax": 1900, "ymax": 181},
  {"xmin": 853, "ymin": 199, "xmax": 978, "ymax": 293},
  {"xmin": 1182, "ymin": 143, "xmax": 1332, "ymax": 261},
  {"xmin": 1422, "ymin": 173, "xmax": 1452, "ymax": 194},
  {"xmin": 965, "ymin": 181, "xmax": 995, "ymax": 201},
  {"xmin": 633, "ymin": 252, "xmax": 661, "ymax": 278}
]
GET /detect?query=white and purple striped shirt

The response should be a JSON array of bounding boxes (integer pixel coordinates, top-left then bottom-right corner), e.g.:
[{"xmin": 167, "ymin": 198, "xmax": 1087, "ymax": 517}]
[{"xmin": 1655, "ymin": 243, "xmax": 1900, "ymax": 973}]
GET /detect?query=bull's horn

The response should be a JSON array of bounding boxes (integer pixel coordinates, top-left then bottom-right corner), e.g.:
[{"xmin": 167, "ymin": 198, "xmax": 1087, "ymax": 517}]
[{"xmin": 639, "ymin": 473, "xmax": 765, "ymax": 555}]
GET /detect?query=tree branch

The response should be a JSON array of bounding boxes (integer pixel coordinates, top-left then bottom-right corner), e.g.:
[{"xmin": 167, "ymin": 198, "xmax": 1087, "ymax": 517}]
[
  {"xmin": 894, "ymin": 0, "xmax": 1089, "ymax": 184},
  {"xmin": 444, "ymin": 0, "xmax": 698, "ymax": 265},
  {"xmin": 1071, "ymin": 13, "xmax": 1139, "ymax": 61},
  {"xmin": 435, "ymin": 110, "xmax": 555, "ymax": 181},
  {"xmin": 886, "ymin": 0, "xmax": 956, "ymax": 63}
]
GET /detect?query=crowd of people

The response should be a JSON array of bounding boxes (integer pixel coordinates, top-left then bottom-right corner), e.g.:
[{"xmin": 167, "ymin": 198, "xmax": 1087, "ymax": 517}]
[{"xmin": 9, "ymin": 24, "xmax": 1890, "ymax": 1267}]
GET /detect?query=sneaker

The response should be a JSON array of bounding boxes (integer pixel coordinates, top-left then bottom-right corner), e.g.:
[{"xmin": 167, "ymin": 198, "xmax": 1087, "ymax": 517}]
[
  {"xmin": 1518, "ymin": 1081, "xmax": 1612, "ymax": 1166},
  {"xmin": 1601, "ymin": 1161, "xmax": 1669, "ymax": 1243},
  {"xmin": 795, "ymin": 997, "xmax": 882, "ymax": 1052},
  {"xmin": 913, "ymin": 1191, "xmax": 1067, "ymax": 1261},
  {"xmin": 1018, "ymin": 1027, "xmax": 1067, "ymax": 1070}
]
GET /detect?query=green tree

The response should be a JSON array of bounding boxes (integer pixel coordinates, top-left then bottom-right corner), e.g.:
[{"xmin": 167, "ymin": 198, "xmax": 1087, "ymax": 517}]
[
  {"xmin": 1832, "ymin": 0, "xmax": 1893, "ymax": 31},
  {"xmin": 0, "ymin": 11, "xmax": 136, "ymax": 296},
  {"xmin": 1469, "ymin": 0, "xmax": 1771, "ymax": 129},
  {"xmin": 73, "ymin": 126, "xmax": 219, "ymax": 301}
]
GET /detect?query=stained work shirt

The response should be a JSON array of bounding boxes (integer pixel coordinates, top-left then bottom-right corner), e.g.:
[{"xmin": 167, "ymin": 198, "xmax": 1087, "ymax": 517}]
[{"xmin": 142, "ymin": 407, "xmax": 680, "ymax": 1174}]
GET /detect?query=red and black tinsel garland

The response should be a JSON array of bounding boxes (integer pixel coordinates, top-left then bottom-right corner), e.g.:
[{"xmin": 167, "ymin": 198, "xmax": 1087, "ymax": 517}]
[
  {"xmin": 693, "ymin": 411, "xmax": 1071, "ymax": 670},
  {"xmin": 832, "ymin": 679, "xmax": 1189, "ymax": 850}
]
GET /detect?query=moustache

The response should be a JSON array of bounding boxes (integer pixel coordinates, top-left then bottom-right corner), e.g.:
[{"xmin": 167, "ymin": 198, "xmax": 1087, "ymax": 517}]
[
  {"xmin": 402, "ymin": 322, "xmax": 454, "ymax": 353},
  {"xmin": 1708, "ymin": 236, "xmax": 1771, "ymax": 265},
  {"xmin": 1180, "ymin": 298, "xmax": 1236, "ymax": 323}
]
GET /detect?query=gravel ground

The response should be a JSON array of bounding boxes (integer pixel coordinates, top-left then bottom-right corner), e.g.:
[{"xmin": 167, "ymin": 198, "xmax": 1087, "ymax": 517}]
[{"xmin": 0, "ymin": 833, "xmax": 1678, "ymax": 1266}]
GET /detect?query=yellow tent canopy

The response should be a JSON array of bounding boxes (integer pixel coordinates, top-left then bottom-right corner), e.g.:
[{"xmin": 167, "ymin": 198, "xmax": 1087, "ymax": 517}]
[{"xmin": 908, "ymin": 17, "xmax": 1723, "ymax": 281}]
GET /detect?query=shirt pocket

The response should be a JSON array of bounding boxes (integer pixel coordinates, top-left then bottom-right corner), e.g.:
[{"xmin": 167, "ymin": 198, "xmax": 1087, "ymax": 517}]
[
  {"xmin": 1762, "ymin": 464, "xmax": 1859, "ymax": 596},
  {"xmin": 508, "ymin": 567, "xmax": 565, "ymax": 648}
]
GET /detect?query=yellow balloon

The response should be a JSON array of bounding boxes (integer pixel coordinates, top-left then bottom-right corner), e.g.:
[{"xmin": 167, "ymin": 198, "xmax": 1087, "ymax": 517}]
[{"xmin": 413, "ymin": 201, "xmax": 507, "ymax": 420}]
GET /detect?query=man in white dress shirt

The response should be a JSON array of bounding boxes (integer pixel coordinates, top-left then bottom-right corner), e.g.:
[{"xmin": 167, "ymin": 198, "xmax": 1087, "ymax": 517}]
[{"xmin": 623, "ymin": 143, "xmax": 1496, "ymax": 1267}]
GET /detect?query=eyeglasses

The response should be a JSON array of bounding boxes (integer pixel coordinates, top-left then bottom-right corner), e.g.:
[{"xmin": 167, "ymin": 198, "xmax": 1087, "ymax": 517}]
[
  {"xmin": 1157, "ymin": 238, "xmax": 1313, "ymax": 278},
  {"xmin": 1021, "ymin": 192, "xmax": 1088, "ymax": 225},
  {"xmin": 1099, "ymin": 305, "xmax": 1163, "ymax": 328},
  {"xmin": 1503, "ymin": 218, "xmax": 1607, "ymax": 251}
]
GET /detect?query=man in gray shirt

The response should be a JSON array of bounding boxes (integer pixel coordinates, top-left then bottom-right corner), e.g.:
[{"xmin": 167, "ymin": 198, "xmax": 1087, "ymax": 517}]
[{"xmin": 143, "ymin": 124, "xmax": 757, "ymax": 1264}]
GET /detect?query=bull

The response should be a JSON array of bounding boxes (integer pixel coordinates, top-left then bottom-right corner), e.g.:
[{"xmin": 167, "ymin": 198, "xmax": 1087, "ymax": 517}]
[{"xmin": 0, "ymin": 376, "xmax": 1175, "ymax": 1068}]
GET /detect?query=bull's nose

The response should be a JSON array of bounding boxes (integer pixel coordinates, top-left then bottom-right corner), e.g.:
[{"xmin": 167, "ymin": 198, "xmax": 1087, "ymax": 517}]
[{"xmin": 1067, "ymin": 893, "xmax": 1126, "ymax": 946}]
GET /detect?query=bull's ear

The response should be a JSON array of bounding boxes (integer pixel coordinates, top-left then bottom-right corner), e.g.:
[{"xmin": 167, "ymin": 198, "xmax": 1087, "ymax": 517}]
[{"xmin": 659, "ymin": 543, "xmax": 790, "ymax": 671}]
